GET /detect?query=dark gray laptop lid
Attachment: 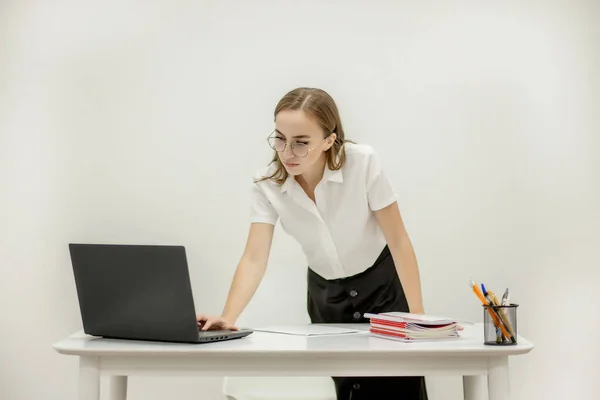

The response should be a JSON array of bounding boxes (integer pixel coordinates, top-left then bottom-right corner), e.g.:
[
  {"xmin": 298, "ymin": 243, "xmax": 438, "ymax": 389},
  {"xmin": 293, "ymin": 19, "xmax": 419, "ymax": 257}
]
[{"xmin": 69, "ymin": 243, "xmax": 201, "ymax": 343}]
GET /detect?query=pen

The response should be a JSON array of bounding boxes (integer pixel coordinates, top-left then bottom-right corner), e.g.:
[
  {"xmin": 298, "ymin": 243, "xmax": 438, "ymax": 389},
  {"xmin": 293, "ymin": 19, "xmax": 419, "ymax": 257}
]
[
  {"xmin": 481, "ymin": 283, "xmax": 510, "ymax": 342},
  {"xmin": 489, "ymin": 290, "xmax": 516, "ymax": 343},
  {"xmin": 470, "ymin": 278, "xmax": 488, "ymax": 304},
  {"xmin": 480, "ymin": 282, "xmax": 502, "ymax": 342},
  {"xmin": 501, "ymin": 288, "xmax": 509, "ymax": 306},
  {"xmin": 469, "ymin": 279, "xmax": 511, "ymax": 340}
]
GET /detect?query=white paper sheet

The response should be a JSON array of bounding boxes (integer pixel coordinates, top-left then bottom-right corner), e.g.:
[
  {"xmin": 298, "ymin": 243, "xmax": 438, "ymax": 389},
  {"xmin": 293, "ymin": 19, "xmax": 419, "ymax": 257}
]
[{"xmin": 253, "ymin": 325, "xmax": 361, "ymax": 336}]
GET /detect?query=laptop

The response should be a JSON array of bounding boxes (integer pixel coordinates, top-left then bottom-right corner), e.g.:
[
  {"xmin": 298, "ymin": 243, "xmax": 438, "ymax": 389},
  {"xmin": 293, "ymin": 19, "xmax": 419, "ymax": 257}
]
[{"xmin": 68, "ymin": 243, "xmax": 253, "ymax": 343}]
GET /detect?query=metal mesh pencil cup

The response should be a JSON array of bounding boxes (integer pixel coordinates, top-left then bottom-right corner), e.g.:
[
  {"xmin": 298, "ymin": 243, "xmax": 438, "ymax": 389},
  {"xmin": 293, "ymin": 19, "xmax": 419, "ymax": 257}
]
[{"xmin": 483, "ymin": 304, "xmax": 518, "ymax": 345}]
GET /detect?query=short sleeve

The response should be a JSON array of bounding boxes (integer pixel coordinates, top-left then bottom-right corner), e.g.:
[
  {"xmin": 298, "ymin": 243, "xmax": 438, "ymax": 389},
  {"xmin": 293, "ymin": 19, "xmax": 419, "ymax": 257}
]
[
  {"xmin": 250, "ymin": 182, "xmax": 279, "ymax": 225},
  {"xmin": 365, "ymin": 148, "xmax": 397, "ymax": 211}
]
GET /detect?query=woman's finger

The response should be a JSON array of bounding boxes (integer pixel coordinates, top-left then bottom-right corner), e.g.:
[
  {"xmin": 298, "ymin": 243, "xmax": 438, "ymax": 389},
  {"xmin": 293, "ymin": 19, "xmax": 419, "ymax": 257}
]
[{"xmin": 201, "ymin": 319, "xmax": 215, "ymax": 331}]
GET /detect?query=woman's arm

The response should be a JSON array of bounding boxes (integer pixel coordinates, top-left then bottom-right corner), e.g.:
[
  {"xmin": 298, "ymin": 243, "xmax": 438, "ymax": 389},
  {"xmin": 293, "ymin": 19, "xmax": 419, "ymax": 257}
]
[
  {"xmin": 221, "ymin": 222, "xmax": 275, "ymax": 322},
  {"xmin": 199, "ymin": 222, "xmax": 274, "ymax": 330},
  {"xmin": 374, "ymin": 202, "xmax": 425, "ymax": 314}
]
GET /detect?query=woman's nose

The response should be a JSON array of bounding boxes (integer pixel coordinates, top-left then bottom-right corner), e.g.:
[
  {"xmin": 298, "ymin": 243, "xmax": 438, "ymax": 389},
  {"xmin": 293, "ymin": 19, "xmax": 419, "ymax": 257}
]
[{"xmin": 283, "ymin": 144, "xmax": 295, "ymax": 158}]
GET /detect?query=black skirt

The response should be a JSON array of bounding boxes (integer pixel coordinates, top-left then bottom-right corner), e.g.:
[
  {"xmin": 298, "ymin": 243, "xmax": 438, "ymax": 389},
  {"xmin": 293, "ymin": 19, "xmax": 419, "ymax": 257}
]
[{"xmin": 307, "ymin": 245, "xmax": 428, "ymax": 400}]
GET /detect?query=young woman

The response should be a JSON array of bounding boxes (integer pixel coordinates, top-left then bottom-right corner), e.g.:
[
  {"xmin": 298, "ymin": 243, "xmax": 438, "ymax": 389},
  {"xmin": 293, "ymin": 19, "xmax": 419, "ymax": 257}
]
[{"xmin": 197, "ymin": 87, "xmax": 428, "ymax": 400}]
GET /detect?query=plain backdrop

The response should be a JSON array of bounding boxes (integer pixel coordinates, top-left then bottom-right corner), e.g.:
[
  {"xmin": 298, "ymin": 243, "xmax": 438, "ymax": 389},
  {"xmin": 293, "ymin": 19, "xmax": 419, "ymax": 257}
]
[{"xmin": 1, "ymin": 1, "xmax": 599, "ymax": 399}]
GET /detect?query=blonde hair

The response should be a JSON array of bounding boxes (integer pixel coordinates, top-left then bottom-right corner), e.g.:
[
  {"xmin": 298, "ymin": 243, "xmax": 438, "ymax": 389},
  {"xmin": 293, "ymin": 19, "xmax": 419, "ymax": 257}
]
[{"xmin": 257, "ymin": 87, "xmax": 350, "ymax": 185}]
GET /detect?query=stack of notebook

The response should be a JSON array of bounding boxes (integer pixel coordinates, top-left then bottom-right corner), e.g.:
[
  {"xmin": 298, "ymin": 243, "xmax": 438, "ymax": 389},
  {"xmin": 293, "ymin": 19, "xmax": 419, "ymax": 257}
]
[{"xmin": 364, "ymin": 312, "xmax": 460, "ymax": 342}]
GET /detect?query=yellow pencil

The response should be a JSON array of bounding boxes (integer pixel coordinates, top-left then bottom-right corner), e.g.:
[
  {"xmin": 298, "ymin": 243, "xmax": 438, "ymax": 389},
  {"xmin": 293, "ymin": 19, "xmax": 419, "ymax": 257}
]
[
  {"xmin": 489, "ymin": 291, "xmax": 516, "ymax": 342},
  {"xmin": 469, "ymin": 279, "xmax": 511, "ymax": 340}
]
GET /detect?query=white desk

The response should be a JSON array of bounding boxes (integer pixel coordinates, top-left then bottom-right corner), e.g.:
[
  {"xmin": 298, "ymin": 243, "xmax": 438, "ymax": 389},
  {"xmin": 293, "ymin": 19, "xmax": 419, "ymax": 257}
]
[{"xmin": 53, "ymin": 323, "xmax": 533, "ymax": 400}]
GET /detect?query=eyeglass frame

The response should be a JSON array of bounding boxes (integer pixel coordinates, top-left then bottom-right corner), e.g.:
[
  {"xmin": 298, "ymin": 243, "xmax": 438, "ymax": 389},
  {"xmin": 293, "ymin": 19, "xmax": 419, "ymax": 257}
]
[{"xmin": 267, "ymin": 130, "xmax": 334, "ymax": 158}]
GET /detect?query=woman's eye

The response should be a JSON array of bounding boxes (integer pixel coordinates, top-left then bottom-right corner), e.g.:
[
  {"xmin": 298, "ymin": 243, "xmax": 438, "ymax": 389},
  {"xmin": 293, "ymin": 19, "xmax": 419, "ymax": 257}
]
[{"xmin": 297, "ymin": 141, "xmax": 309, "ymax": 145}]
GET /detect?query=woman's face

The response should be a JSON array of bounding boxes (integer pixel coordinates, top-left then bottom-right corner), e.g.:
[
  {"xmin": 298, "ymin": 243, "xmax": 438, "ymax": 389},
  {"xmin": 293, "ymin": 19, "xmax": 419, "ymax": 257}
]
[{"xmin": 273, "ymin": 109, "xmax": 335, "ymax": 177}]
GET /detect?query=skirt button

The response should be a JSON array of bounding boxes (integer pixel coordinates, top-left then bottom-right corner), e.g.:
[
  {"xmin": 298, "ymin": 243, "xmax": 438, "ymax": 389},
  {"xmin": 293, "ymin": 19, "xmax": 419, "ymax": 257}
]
[{"xmin": 353, "ymin": 311, "xmax": 361, "ymax": 319}]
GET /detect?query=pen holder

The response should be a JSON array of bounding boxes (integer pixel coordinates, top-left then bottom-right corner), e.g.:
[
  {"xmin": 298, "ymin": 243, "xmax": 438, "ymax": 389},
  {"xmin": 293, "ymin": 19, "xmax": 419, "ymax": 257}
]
[{"xmin": 483, "ymin": 304, "xmax": 518, "ymax": 345}]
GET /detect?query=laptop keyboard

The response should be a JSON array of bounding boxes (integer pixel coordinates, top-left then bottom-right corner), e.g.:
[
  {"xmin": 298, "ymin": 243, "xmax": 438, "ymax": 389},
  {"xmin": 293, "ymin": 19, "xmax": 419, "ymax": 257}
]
[{"xmin": 197, "ymin": 329, "xmax": 233, "ymax": 336}]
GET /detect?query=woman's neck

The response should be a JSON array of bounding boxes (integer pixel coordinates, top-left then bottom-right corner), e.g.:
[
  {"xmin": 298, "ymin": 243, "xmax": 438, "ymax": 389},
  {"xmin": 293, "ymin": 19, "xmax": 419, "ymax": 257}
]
[{"xmin": 296, "ymin": 155, "xmax": 327, "ymax": 192}]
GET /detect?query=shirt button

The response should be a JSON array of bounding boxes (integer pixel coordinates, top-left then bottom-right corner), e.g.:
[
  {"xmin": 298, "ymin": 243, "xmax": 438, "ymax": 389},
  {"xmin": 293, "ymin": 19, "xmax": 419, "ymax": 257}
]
[
  {"xmin": 353, "ymin": 311, "xmax": 361, "ymax": 319},
  {"xmin": 353, "ymin": 383, "xmax": 360, "ymax": 390},
  {"xmin": 349, "ymin": 290, "xmax": 358, "ymax": 297}
]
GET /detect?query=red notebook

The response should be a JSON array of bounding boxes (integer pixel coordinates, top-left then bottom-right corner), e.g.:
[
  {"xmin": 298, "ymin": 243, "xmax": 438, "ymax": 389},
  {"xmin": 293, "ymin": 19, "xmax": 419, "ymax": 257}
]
[{"xmin": 364, "ymin": 312, "xmax": 460, "ymax": 342}]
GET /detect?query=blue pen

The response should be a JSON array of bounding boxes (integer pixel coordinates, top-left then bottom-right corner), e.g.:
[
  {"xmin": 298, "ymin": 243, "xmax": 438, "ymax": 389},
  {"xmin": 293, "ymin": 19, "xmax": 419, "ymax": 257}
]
[{"xmin": 481, "ymin": 282, "xmax": 501, "ymax": 342}]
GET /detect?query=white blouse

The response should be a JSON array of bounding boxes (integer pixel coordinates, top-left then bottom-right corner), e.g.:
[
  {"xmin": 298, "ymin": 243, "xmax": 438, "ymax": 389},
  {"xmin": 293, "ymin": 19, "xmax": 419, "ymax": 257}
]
[{"xmin": 250, "ymin": 142, "xmax": 397, "ymax": 280}]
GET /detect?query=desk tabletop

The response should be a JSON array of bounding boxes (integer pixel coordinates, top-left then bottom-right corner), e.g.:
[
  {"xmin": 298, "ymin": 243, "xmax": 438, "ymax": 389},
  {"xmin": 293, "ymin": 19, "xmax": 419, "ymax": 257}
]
[{"xmin": 53, "ymin": 323, "xmax": 533, "ymax": 357}]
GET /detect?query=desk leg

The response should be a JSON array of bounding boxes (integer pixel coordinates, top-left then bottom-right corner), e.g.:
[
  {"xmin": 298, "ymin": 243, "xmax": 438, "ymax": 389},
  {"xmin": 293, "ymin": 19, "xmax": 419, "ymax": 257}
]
[
  {"xmin": 78, "ymin": 357, "xmax": 100, "ymax": 400},
  {"xmin": 108, "ymin": 376, "xmax": 128, "ymax": 400},
  {"xmin": 463, "ymin": 375, "xmax": 486, "ymax": 400},
  {"xmin": 488, "ymin": 356, "xmax": 510, "ymax": 400}
]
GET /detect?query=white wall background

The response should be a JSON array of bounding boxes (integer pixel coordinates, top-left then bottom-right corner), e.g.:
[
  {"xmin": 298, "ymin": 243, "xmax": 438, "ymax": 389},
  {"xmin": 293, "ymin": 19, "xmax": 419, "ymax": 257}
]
[{"xmin": 1, "ymin": 1, "xmax": 599, "ymax": 399}]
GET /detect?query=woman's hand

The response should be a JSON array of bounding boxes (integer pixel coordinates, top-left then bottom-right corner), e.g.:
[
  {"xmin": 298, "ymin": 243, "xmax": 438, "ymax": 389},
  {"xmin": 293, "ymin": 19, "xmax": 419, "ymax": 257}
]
[{"xmin": 196, "ymin": 314, "xmax": 238, "ymax": 331}]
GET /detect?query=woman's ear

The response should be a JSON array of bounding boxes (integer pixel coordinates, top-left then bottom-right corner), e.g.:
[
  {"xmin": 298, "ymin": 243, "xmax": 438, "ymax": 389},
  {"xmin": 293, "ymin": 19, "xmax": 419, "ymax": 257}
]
[{"xmin": 324, "ymin": 133, "xmax": 337, "ymax": 151}]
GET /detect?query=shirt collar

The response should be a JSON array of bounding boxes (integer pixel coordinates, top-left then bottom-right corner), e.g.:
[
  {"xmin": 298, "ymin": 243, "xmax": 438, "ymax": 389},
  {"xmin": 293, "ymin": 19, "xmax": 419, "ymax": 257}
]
[
  {"xmin": 280, "ymin": 174, "xmax": 295, "ymax": 193},
  {"xmin": 280, "ymin": 161, "xmax": 343, "ymax": 194}
]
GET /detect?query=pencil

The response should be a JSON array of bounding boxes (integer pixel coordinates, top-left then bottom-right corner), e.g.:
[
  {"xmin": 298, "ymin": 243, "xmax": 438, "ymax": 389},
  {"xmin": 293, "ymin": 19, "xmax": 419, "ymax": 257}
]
[
  {"xmin": 489, "ymin": 291, "xmax": 516, "ymax": 343},
  {"xmin": 469, "ymin": 279, "xmax": 511, "ymax": 341}
]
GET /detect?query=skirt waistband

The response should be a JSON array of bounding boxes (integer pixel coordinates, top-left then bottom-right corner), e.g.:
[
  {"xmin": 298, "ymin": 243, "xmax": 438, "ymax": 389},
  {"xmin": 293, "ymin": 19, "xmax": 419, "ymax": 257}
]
[{"xmin": 307, "ymin": 245, "xmax": 391, "ymax": 284}]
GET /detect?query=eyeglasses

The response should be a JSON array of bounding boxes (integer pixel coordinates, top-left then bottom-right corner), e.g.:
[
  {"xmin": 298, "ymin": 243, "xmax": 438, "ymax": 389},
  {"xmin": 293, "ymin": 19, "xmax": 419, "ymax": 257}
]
[{"xmin": 267, "ymin": 131, "xmax": 327, "ymax": 158}]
